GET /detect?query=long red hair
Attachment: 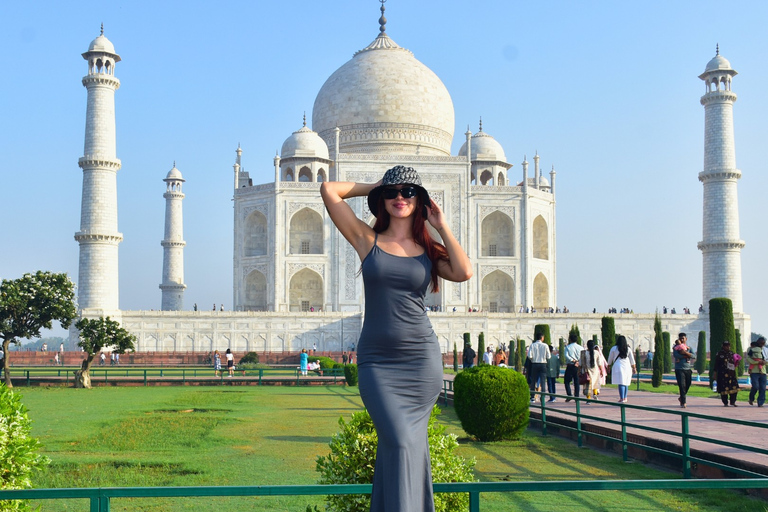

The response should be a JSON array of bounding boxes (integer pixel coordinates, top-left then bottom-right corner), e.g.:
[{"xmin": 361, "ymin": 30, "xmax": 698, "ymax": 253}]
[{"xmin": 372, "ymin": 194, "xmax": 448, "ymax": 292}]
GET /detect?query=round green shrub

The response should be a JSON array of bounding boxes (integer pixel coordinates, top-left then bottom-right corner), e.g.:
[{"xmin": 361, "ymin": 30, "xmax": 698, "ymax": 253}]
[
  {"xmin": 343, "ymin": 364, "xmax": 358, "ymax": 386},
  {"xmin": 308, "ymin": 356, "xmax": 336, "ymax": 369},
  {"xmin": 315, "ymin": 406, "xmax": 475, "ymax": 512},
  {"xmin": 239, "ymin": 352, "xmax": 260, "ymax": 365},
  {"xmin": 453, "ymin": 365, "xmax": 529, "ymax": 441}
]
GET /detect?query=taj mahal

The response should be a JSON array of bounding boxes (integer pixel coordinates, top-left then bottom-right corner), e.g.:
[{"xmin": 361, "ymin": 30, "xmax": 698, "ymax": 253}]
[{"xmin": 73, "ymin": 7, "xmax": 750, "ymax": 353}]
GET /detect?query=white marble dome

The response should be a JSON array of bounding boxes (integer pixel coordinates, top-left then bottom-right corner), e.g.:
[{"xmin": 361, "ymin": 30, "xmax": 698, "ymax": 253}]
[
  {"xmin": 704, "ymin": 54, "xmax": 733, "ymax": 73},
  {"xmin": 88, "ymin": 34, "xmax": 118, "ymax": 55},
  {"xmin": 165, "ymin": 165, "xmax": 184, "ymax": 181},
  {"xmin": 312, "ymin": 33, "xmax": 455, "ymax": 156},
  {"xmin": 281, "ymin": 125, "xmax": 330, "ymax": 159},
  {"xmin": 459, "ymin": 131, "xmax": 507, "ymax": 162}
]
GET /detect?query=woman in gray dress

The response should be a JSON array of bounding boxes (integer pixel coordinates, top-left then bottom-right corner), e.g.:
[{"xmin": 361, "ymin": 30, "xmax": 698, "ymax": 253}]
[{"xmin": 321, "ymin": 166, "xmax": 472, "ymax": 511}]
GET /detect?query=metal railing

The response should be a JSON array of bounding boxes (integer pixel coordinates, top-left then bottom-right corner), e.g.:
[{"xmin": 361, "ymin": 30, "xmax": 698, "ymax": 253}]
[
  {"xmin": 530, "ymin": 390, "xmax": 768, "ymax": 479},
  {"xmin": 2, "ymin": 479, "xmax": 768, "ymax": 512}
]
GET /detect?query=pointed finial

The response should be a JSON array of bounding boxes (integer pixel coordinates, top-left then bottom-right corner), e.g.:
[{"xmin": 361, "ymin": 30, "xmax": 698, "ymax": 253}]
[
  {"xmin": 379, "ymin": 0, "xmax": 387, "ymax": 35},
  {"xmin": 303, "ymin": 111, "xmax": 306, "ymax": 127},
  {"xmin": 479, "ymin": 117, "xmax": 483, "ymax": 132},
  {"xmin": 716, "ymin": 43, "xmax": 719, "ymax": 56},
  {"xmin": 100, "ymin": 23, "xmax": 104, "ymax": 36},
  {"xmin": 173, "ymin": 160, "xmax": 176, "ymax": 168}
]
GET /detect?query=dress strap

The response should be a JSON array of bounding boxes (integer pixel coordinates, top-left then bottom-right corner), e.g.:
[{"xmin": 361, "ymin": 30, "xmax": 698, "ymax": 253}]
[{"xmin": 373, "ymin": 232, "xmax": 379, "ymax": 247}]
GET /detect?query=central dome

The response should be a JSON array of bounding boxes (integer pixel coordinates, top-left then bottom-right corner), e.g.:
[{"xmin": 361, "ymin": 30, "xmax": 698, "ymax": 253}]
[{"xmin": 312, "ymin": 33, "xmax": 455, "ymax": 156}]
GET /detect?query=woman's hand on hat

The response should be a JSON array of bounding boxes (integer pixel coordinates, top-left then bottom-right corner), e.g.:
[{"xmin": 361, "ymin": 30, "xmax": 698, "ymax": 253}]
[{"xmin": 426, "ymin": 199, "xmax": 446, "ymax": 231}]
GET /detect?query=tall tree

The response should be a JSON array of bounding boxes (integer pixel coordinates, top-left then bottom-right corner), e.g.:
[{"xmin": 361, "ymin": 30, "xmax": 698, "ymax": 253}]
[
  {"xmin": 695, "ymin": 331, "xmax": 707, "ymax": 375},
  {"xmin": 75, "ymin": 316, "xmax": 136, "ymax": 388},
  {"xmin": 534, "ymin": 324, "xmax": 551, "ymax": 346},
  {"xmin": 0, "ymin": 271, "xmax": 76, "ymax": 387},
  {"xmin": 515, "ymin": 338, "xmax": 526, "ymax": 372},
  {"xmin": 601, "ymin": 316, "xmax": 616, "ymax": 383},
  {"xmin": 477, "ymin": 332, "xmax": 486, "ymax": 364},
  {"xmin": 569, "ymin": 324, "xmax": 582, "ymax": 346},
  {"xmin": 662, "ymin": 332, "xmax": 672, "ymax": 373},
  {"xmin": 652, "ymin": 313, "xmax": 664, "ymax": 387},
  {"xmin": 709, "ymin": 298, "xmax": 736, "ymax": 387},
  {"xmin": 734, "ymin": 328, "xmax": 744, "ymax": 376},
  {"xmin": 453, "ymin": 342, "xmax": 458, "ymax": 373},
  {"xmin": 558, "ymin": 337, "xmax": 566, "ymax": 367}
]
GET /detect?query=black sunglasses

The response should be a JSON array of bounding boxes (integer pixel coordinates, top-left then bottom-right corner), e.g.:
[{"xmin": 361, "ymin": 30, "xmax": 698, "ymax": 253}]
[{"xmin": 382, "ymin": 186, "xmax": 418, "ymax": 200}]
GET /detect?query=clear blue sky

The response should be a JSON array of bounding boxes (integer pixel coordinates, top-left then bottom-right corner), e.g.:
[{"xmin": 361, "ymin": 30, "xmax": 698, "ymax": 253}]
[{"xmin": 2, "ymin": 1, "xmax": 766, "ymax": 337}]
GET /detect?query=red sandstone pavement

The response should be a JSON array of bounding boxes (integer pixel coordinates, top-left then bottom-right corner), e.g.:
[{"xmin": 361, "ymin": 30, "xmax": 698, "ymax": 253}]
[{"xmin": 532, "ymin": 386, "xmax": 768, "ymax": 471}]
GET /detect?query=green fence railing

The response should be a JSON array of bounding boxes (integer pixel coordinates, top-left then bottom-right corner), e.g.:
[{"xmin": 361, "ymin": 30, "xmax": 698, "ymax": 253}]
[
  {"xmin": 2, "ymin": 479, "xmax": 768, "ymax": 512},
  {"xmin": 530, "ymin": 390, "xmax": 768, "ymax": 479}
]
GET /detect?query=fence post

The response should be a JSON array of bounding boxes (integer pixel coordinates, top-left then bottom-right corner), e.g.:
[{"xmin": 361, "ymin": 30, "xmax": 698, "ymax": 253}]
[
  {"xmin": 621, "ymin": 405, "xmax": 628, "ymax": 462},
  {"xmin": 469, "ymin": 490, "xmax": 480, "ymax": 512},
  {"xmin": 143, "ymin": 370, "xmax": 147, "ymax": 387},
  {"xmin": 539, "ymin": 392, "xmax": 547, "ymax": 437},
  {"xmin": 182, "ymin": 369, "xmax": 186, "ymax": 385},
  {"xmin": 682, "ymin": 414, "xmax": 691, "ymax": 478},
  {"xmin": 259, "ymin": 368, "xmax": 263, "ymax": 385},
  {"xmin": 443, "ymin": 380, "xmax": 449, "ymax": 406},
  {"xmin": 26, "ymin": 370, "xmax": 30, "ymax": 387},
  {"xmin": 576, "ymin": 399, "xmax": 583, "ymax": 448}
]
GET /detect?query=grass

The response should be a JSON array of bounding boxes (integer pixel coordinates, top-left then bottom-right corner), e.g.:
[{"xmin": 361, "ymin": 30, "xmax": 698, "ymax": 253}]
[{"xmin": 11, "ymin": 386, "xmax": 767, "ymax": 511}]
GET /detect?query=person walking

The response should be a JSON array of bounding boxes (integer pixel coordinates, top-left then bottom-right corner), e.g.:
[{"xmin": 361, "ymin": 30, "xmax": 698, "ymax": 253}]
[
  {"xmin": 672, "ymin": 333, "xmax": 695, "ymax": 408},
  {"xmin": 563, "ymin": 333, "xmax": 583, "ymax": 402},
  {"xmin": 714, "ymin": 341, "xmax": 740, "ymax": 406},
  {"xmin": 321, "ymin": 165, "xmax": 472, "ymax": 511},
  {"xmin": 225, "ymin": 348, "xmax": 234, "ymax": 377},
  {"xmin": 745, "ymin": 337, "xmax": 766, "ymax": 407},
  {"xmin": 213, "ymin": 350, "xmax": 222, "ymax": 377},
  {"xmin": 462, "ymin": 342, "xmax": 476, "ymax": 369},
  {"xmin": 579, "ymin": 339, "xmax": 606, "ymax": 400},
  {"xmin": 483, "ymin": 346, "xmax": 494, "ymax": 365},
  {"xmin": 528, "ymin": 333, "xmax": 551, "ymax": 404},
  {"xmin": 546, "ymin": 346, "xmax": 560, "ymax": 402},
  {"xmin": 300, "ymin": 348, "xmax": 308, "ymax": 376},
  {"xmin": 607, "ymin": 335, "xmax": 637, "ymax": 403}
]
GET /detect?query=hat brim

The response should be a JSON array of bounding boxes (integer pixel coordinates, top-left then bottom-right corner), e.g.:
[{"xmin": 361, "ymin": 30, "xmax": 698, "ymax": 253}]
[{"xmin": 368, "ymin": 184, "xmax": 430, "ymax": 217}]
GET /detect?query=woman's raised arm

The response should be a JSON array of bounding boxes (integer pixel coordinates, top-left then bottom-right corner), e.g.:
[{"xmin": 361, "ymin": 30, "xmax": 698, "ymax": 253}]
[{"xmin": 320, "ymin": 181, "xmax": 378, "ymax": 259}]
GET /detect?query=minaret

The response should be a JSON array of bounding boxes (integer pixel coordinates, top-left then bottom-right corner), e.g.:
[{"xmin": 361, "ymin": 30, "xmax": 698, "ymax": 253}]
[
  {"xmin": 160, "ymin": 163, "xmax": 187, "ymax": 310},
  {"xmin": 697, "ymin": 46, "xmax": 745, "ymax": 313},
  {"xmin": 75, "ymin": 26, "xmax": 122, "ymax": 312}
]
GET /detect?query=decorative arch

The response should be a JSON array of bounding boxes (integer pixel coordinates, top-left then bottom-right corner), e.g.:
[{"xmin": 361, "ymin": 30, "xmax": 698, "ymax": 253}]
[
  {"xmin": 283, "ymin": 167, "xmax": 294, "ymax": 181},
  {"xmin": 244, "ymin": 270, "xmax": 267, "ymax": 311},
  {"xmin": 298, "ymin": 166, "xmax": 312, "ymax": 182},
  {"xmin": 497, "ymin": 172, "xmax": 505, "ymax": 186},
  {"xmin": 481, "ymin": 211, "xmax": 514, "ymax": 257},
  {"xmin": 480, "ymin": 169, "xmax": 494, "ymax": 185},
  {"xmin": 470, "ymin": 171, "xmax": 477, "ymax": 185},
  {"xmin": 161, "ymin": 336, "xmax": 175, "ymax": 352},
  {"xmin": 317, "ymin": 168, "xmax": 327, "ymax": 182},
  {"xmin": 289, "ymin": 208, "xmax": 323, "ymax": 254},
  {"xmin": 289, "ymin": 268, "xmax": 323, "ymax": 312},
  {"xmin": 533, "ymin": 273, "xmax": 549, "ymax": 310},
  {"xmin": 244, "ymin": 210, "xmax": 267, "ymax": 256},
  {"xmin": 481, "ymin": 270, "xmax": 514, "ymax": 313},
  {"xmin": 533, "ymin": 215, "xmax": 549, "ymax": 260}
]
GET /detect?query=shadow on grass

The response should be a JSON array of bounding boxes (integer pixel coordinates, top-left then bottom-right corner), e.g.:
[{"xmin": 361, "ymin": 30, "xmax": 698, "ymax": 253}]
[{"xmin": 264, "ymin": 435, "xmax": 332, "ymax": 444}]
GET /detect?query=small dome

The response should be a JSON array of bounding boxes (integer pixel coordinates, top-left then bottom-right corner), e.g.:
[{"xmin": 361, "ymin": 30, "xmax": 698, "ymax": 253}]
[
  {"xmin": 164, "ymin": 165, "xmax": 184, "ymax": 181},
  {"xmin": 280, "ymin": 126, "xmax": 330, "ymax": 160},
  {"xmin": 537, "ymin": 175, "xmax": 550, "ymax": 187},
  {"xmin": 704, "ymin": 54, "xmax": 732, "ymax": 73},
  {"xmin": 458, "ymin": 131, "xmax": 507, "ymax": 162},
  {"xmin": 88, "ymin": 34, "xmax": 117, "ymax": 54}
]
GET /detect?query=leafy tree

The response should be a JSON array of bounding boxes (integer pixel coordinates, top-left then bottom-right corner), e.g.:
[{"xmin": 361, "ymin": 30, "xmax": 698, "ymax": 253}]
[
  {"xmin": 709, "ymin": 298, "xmax": 736, "ymax": 387},
  {"xmin": 0, "ymin": 271, "xmax": 76, "ymax": 387},
  {"xmin": 477, "ymin": 332, "xmax": 486, "ymax": 364},
  {"xmin": 453, "ymin": 342, "xmax": 458, "ymax": 372},
  {"xmin": 74, "ymin": 316, "xmax": 136, "ymax": 389},
  {"xmin": 695, "ymin": 331, "xmax": 707, "ymax": 375},
  {"xmin": 515, "ymin": 339, "xmax": 526, "ymax": 372},
  {"xmin": 558, "ymin": 337, "xmax": 566, "ymax": 367},
  {"xmin": 568, "ymin": 324, "xmax": 582, "ymax": 345},
  {"xmin": 652, "ymin": 313, "xmax": 664, "ymax": 387},
  {"xmin": 735, "ymin": 328, "xmax": 744, "ymax": 376},
  {"xmin": 662, "ymin": 332, "xmax": 671, "ymax": 373},
  {"xmin": 316, "ymin": 406, "xmax": 475, "ymax": 512},
  {"xmin": 0, "ymin": 385, "xmax": 51, "ymax": 511},
  {"xmin": 533, "ymin": 324, "xmax": 551, "ymax": 346},
  {"xmin": 601, "ymin": 317, "xmax": 616, "ymax": 383}
]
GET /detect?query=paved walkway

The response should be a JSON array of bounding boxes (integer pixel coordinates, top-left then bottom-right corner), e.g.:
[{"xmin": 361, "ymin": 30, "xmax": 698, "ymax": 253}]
[{"xmin": 530, "ymin": 386, "xmax": 768, "ymax": 473}]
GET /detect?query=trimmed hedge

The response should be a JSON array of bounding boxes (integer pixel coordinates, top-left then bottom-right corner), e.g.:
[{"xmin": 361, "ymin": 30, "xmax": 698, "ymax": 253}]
[
  {"xmin": 601, "ymin": 317, "xmax": 615, "ymax": 384},
  {"xmin": 478, "ymin": 332, "xmax": 486, "ymax": 364},
  {"xmin": 695, "ymin": 331, "xmax": 707, "ymax": 375},
  {"xmin": 569, "ymin": 324, "xmax": 582, "ymax": 346},
  {"xmin": 558, "ymin": 337, "xmax": 566, "ymax": 367},
  {"xmin": 239, "ymin": 352, "xmax": 260, "ymax": 365},
  {"xmin": 662, "ymin": 332, "xmax": 671, "ymax": 373},
  {"xmin": 709, "ymin": 298, "xmax": 736, "ymax": 387},
  {"xmin": 533, "ymin": 324, "xmax": 551, "ymax": 346},
  {"xmin": 453, "ymin": 342, "xmax": 459, "ymax": 372},
  {"xmin": 308, "ymin": 356, "xmax": 336, "ymax": 369},
  {"xmin": 453, "ymin": 365, "xmax": 529, "ymax": 441},
  {"xmin": 343, "ymin": 364, "xmax": 358, "ymax": 386},
  {"xmin": 735, "ymin": 328, "xmax": 744, "ymax": 376},
  {"xmin": 652, "ymin": 313, "xmax": 663, "ymax": 387},
  {"xmin": 515, "ymin": 339, "xmax": 526, "ymax": 372}
]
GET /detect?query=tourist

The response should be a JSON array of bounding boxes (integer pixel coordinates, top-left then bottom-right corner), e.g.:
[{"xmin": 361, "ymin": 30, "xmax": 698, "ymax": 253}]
[
  {"xmin": 225, "ymin": 348, "xmax": 234, "ymax": 377},
  {"xmin": 99, "ymin": 352, "xmax": 106, "ymax": 365},
  {"xmin": 321, "ymin": 164, "xmax": 472, "ymax": 511},
  {"xmin": 528, "ymin": 333, "xmax": 551, "ymax": 403},
  {"xmin": 672, "ymin": 333, "xmax": 695, "ymax": 408},
  {"xmin": 646, "ymin": 350, "xmax": 654, "ymax": 369},
  {"xmin": 483, "ymin": 346, "xmax": 494, "ymax": 365},
  {"xmin": 462, "ymin": 342, "xmax": 476, "ymax": 368},
  {"xmin": 342, "ymin": 351, "xmax": 348, "ymax": 365},
  {"xmin": 579, "ymin": 339, "xmax": 606, "ymax": 400},
  {"xmin": 563, "ymin": 333, "xmax": 583, "ymax": 402},
  {"xmin": 42, "ymin": 342, "xmax": 48, "ymax": 352},
  {"xmin": 745, "ymin": 337, "xmax": 766, "ymax": 407},
  {"xmin": 546, "ymin": 346, "xmax": 560, "ymax": 402},
  {"xmin": 607, "ymin": 335, "xmax": 637, "ymax": 403},
  {"xmin": 300, "ymin": 348, "xmax": 308, "ymax": 376},
  {"xmin": 54, "ymin": 352, "xmax": 59, "ymax": 366},
  {"xmin": 714, "ymin": 341, "xmax": 739, "ymax": 406},
  {"xmin": 213, "ymin": 350, "xmax": 221, "ymax": 377}
]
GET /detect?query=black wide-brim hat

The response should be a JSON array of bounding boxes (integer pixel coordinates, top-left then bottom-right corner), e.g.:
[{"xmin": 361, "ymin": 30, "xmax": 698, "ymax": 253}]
[{"xmin": 367, "ymin": 165, "xmax": 430, "ymax": 217}]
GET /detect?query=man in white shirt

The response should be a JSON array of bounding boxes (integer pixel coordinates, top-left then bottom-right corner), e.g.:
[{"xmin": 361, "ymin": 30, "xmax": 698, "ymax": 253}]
[
  {"xmin": 528, "ymin": 333, "xmax": 551, "ymax": 403},
  {"xmin": 483, "ymin": 346, "xmax": 494, "ymax": 365},
  {"xmin": 563, "ymin": 333, "xmax": 584, "ymax": 401}
]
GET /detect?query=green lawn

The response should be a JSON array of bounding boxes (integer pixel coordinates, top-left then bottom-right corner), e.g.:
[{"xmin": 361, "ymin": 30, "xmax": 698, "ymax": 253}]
[{"xmin": 14, "ymin": 386, "xmax": 767, "ymax": 511}]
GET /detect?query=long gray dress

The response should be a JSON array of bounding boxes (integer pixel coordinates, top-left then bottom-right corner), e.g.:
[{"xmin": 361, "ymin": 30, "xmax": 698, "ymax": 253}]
[{"xmin": 357, "ymin": 236, "xmax": 443, "ymax": 512}]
